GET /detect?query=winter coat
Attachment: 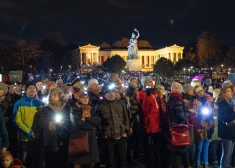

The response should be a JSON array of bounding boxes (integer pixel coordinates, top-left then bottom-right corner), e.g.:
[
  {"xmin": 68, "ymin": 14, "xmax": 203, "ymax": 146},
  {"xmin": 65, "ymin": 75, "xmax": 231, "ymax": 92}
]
[
  {"xmin": 218, "ymin": 99, "xmax": 235, "ymax": 140},
  {"xmin": 96, "ymin": 98, "xmax": 129, "ymax": 139},
  {"xmin": 126, "ymin": 86, "xmax": 139, "ymax": 125},
  {"xmin": 142, "ymin": 93, "xmax": 162, "ymax": 133},
  {"xmin": 167, "ymin": 95, "xmax": 187, "ymax": 127},
  {"xmin": 0, "ymin": 108, "xmax": 9, "ymax": 151},
  {"xmin": 194, "ymin": 96, "xmax": 214, "ymax": 142},
  {"xmin": 40, "ymin": 103, "xmax": 70, "ymax": 152},
  {"xmin": 68, "ymin": 103, "xmax": 101, "ymax": 164},
  {"xmin": 13, "ymin": 96, "xmax": 44, "ymax": 141},
  {"xmin": 88, "ymin": 91, "xmax": 100, "ymax": 108}
]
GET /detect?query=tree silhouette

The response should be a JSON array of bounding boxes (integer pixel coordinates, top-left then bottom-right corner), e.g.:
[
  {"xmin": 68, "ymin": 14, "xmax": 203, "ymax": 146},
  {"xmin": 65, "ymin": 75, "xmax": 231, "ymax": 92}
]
[
  {"xmin": 112, "ymin": 37, "xmax": 129, "ymax": 48},
  {"xmin": 154, "ymin": 57, "xmax": 174, "ymax": 77},
  {"xmin": 138, "ymin": 40, "xmax": 152, "ymax": 48},
  {"xmin": 197, "ymin": 32, "xmax": 221, "ymax": 68},
  {"xmin": 102, "ymin": 55, "xmax": 126, "ymax": 73},
  {"xmin": 100, "ymin": 42, "xmax": 111, "ymax": 48},
  {"xmin": 14, "ymin": 40, "xmax": 42, "ymax": 71}
]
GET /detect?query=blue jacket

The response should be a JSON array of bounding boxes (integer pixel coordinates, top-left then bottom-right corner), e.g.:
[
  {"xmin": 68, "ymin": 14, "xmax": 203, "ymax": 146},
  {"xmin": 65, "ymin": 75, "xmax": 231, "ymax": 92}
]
[
  {"xmin": 0, "ymin": 108, "xmax": 9, "ymax": 150},
  {"xmin": 13, "ymin": 96, "xmax": 44, "ymax": 141}
]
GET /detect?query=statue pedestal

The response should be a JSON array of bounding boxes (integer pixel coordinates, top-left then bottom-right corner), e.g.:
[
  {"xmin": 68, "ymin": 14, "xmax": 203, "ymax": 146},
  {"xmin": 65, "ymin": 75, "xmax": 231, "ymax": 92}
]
[{"xmin": 126, "ymin": 59, "xmax": 140, "ymax": 71}]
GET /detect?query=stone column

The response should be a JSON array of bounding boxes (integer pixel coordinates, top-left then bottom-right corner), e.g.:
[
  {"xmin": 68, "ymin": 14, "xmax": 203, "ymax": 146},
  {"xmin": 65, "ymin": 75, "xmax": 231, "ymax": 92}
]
[
  {"xmin": 80, "ymin": 51, "xmax": 82, "ymax": 64},
  {"xmin": 149, "ymin": 56, "xmax": 152, "ymax": 66},
  {"xmin": 144, "ymin": 56, "xmax": 147, "ymax": 66},
  {"xmin": 96, "ymin": 52, "xmax": 99, "ymax": 64}
]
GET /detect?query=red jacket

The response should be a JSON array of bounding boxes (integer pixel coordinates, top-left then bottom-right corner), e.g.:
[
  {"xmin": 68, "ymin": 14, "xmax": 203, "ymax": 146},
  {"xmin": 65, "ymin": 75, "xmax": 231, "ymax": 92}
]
[{"xmin": 142, "ymin": 93, "xmax": 162, "ymax": 133}]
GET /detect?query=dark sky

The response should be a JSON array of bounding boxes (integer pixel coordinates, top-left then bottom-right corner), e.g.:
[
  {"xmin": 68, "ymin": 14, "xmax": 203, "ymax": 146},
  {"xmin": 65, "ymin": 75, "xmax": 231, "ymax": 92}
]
[{"xmin": 1, "ymin": 0, "xmax": 235, "ymax": 47}]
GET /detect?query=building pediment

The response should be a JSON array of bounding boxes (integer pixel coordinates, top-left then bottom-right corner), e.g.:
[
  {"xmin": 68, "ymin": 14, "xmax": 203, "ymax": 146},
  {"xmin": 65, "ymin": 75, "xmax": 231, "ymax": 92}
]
[{"xmin": 79, "ymin": 43, "xmax": 100, "ymax": 49}]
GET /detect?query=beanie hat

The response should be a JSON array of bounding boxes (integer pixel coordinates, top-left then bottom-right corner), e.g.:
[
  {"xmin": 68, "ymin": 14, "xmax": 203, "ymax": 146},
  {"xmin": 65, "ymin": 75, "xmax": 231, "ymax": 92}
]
[
  {"xmin": 72, "ymin": 78, "xmax": 80, "ymax": 86},
  {"xmin": 25, "ymin": 82, "xmax": 36, "ymax": 91},
  {"xmin": 88, "ymin": 78, "xmax": 98, "ymax": 88},
  {"xmin": 183, "ymin": 84, "xmax": 194, "ymax": 94},
  {"xmin": 222, "ymin": 81, "xmax": 232, "ymax": 88},
  {"xmin": 0, "ymin": 83, "xmax": 8, "ymax": 94},
  {"xmin": 47, "ymin": 81, "xmax": 56, "ymax": 89},
  {"xmin": 102, "ymin": 83, "xmax": 117, "ymax": 95},
  {"xmin": 194, "ymin": 86, "xmax": 203, "ymax": 94}
]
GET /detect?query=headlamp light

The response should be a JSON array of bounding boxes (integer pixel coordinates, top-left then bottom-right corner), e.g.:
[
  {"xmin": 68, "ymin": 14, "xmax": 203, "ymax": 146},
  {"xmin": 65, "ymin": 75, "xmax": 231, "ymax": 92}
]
[
  {"xmin": 81, "ymin": 81, "xmax": 85, "ymax": 84},
  {"xmin": 55, "ymin": 114, "xmax": 62, "ymax": 123},
  {"xmin": 202, "ymin": 107, "xmax": 209, "ymax": 115},
  {"xmin": 43, "ymin": 85, "xmax": 46, "ymax": 89},
  {"xmin": 108, "ymin": 83, "xmax": 116, "ymax": 90}
]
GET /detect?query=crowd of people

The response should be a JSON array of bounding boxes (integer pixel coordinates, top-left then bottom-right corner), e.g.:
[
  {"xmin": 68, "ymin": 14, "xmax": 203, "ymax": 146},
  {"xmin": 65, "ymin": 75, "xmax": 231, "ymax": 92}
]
[{"xmin": 0, "ymin": 73, "xmax": 235, "ymax": 168}]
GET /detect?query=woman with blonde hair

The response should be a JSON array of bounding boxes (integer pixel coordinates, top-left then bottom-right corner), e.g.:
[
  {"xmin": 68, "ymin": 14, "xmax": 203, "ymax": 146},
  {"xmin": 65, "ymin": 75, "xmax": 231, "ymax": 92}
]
[
  {"xmin": 40, "ymin": 87, "xmax": 70, "ymax": 168},
  {"xmin": 217, "ymin": 86, "xmax": 235, "ymax": 168}
]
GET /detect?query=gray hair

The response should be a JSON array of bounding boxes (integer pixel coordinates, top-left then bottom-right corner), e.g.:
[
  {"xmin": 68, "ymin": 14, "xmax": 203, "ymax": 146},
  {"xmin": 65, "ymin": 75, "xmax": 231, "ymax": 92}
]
[
  {"xmin": 49, "ymin": 87, "xmax": 64, "ymax": 102},
  {"xmin": 171, "ymin": 82, "xmax": 183, "ymax": 94}
]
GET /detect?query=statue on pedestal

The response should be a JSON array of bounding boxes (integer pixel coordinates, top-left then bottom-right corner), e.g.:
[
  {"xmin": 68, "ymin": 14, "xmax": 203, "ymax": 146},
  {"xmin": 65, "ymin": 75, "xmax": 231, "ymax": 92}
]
[{"xmin": 127, "ymin": 28, "xmax": 140, "ymax": 60}]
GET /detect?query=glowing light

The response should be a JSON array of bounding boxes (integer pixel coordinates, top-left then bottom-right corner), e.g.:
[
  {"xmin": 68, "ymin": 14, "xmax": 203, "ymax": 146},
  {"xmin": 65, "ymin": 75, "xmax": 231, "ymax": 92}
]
[
  {"xmin": 202, "ymin": 107, "xmax": 209, "ymax": 115},
  {"xmin": 42, "ymin": 96, "xmax": 49, "ymax": 104},
  {"xmin": 108, "ymin": 83, "xmax": 116, "ymax": 90},
  {"xmin": 55, "ymin": 114, "xmax": 62, "ymax": 123}
]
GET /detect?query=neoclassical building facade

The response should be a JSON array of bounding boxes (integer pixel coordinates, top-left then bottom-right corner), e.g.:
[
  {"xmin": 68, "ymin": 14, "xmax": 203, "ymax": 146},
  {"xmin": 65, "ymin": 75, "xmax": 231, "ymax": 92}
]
[{"xmin": 79, "ymin": 44, "xmax": 184, "ymax": 71}]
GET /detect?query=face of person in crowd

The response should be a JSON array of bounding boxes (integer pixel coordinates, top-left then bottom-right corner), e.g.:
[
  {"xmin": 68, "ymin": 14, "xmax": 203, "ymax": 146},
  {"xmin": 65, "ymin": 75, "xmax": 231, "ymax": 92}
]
[
  {"xmin": 73, "ymin": 82, "xmax": 83, "ymax": 90},
  {"xmin": 57, "ymin": 81, "xmax": 63, "ymax": 88},
  {"xmin": 146, "ymin": 79, "xmax": 154, "ymax": 88},
  {"xmin": 0, "ymin": 90, "xmax": 5, "ymax": 102},
  {"xmin": 104, "ymin": 91, "xmax": 116, "ymax": 101},
  {"xmin": 26, "ymin": 85, "xmax": 37, "ymax": 98},
  {"xmin": 115, "ymin": 89, "xmax": 120, "ymax": 99},
  {"xmin": 89, "ymin": 83, "xmax": 99, "ymax": 93},
  {"xmin": 1, "ymin": 156, "xmax": 13, "ymax": 168},
  {"xmin": 197, "ymin": 89, "xmax": 204, "ymax": 98},
  {"xmin": 8, "ymin": 85, "xmax": 15, "ymax": 94},
  {"xmin": 78, "ymin": 94, "xmax": 89, "ymax": 105},
  {"xmin": 50, "ymin": 91, "xmax": 62, "ymax": 106},
  {"xmin": 131, "ymin": 79, "xmax": 138, "ymax": 88},
  {"xmin": 187, "ymin": 89, "xmax": 194, "ymax": 96},
  {"xmin": 36, "ymin": 82, "xmax": 43, "ymax": 91},
  {"xmin": 224, "ymin": 88, "xmax": 233, "ymax": 99}
]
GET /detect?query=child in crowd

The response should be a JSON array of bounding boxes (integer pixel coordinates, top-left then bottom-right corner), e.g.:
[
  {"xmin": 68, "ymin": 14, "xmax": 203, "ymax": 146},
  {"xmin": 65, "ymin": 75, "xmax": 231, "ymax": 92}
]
[{"xmin": 1, "ymin": 151, "xmax": 25, "ymax": 168}]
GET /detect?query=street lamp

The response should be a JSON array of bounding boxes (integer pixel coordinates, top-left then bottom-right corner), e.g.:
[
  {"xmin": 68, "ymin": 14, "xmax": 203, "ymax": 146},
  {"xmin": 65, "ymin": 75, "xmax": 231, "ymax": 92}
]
[
  {"xmin": 50, "ymin": 69, "xmax": 53, "ymax": 72},
  {"xmin": 190, "ymin": 66, "xmax": 193, "ymax": 69},
  {"xmin": 183, "ymin": 68, "xmax": 186, "ymax": 77},
  {"xmin": 221, "ymin": 64, "xmax": 224, "ymax": 72}
]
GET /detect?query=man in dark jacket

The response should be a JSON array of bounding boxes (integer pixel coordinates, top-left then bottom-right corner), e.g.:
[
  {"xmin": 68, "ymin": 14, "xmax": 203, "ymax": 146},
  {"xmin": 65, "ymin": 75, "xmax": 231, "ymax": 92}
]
[
  {"xmin": 96, "ymin": 83, "xmax": 129, "ymax": 168},
  {"xmin": 0, "ymin": 88, "xmax": 9, "ymax": 156}
]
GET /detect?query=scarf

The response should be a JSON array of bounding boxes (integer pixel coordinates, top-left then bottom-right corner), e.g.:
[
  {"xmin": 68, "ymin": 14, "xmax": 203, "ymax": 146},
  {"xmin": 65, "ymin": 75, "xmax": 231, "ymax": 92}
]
[{"xmin": 169, "ymin": 93, "xmax": 186, "ymax": 109}]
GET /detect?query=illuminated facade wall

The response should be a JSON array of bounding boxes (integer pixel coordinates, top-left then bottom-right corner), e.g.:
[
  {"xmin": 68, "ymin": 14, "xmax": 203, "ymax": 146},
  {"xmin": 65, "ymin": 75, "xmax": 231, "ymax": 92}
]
[{"xmin": 79, "ymin": 44, "xmax": 184, "ymax": 71}]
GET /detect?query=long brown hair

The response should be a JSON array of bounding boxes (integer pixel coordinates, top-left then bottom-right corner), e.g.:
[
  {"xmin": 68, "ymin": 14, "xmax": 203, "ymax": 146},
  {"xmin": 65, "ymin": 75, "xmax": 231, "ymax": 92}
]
[{"xmin": 216, "ymin": 87, "xmax": 232, "ymax": 104}]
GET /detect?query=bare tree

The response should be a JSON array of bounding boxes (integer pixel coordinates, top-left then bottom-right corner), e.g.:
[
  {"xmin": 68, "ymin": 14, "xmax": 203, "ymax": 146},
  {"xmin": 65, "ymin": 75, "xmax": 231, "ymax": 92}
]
[
  {"xmin": 14, "ymin": 40, "xmax": 42, "ymax": 70},
  {"xmin": 197, "ymin": 32, "xmax": 221, "ymax": 68},
  {"xmin": 112, "ymin": 37, "xmax": 129, "ymax": 47},
  {"xmin": 100, "ymin": 42, "xmax": 111, "ymax": 48}
]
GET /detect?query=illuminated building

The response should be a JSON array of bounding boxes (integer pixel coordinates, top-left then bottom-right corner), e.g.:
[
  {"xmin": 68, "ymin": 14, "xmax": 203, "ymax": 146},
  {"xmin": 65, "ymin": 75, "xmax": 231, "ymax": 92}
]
[{"xmin": 78, "ymin": 43, "xmax": 184, "ymax": 71}]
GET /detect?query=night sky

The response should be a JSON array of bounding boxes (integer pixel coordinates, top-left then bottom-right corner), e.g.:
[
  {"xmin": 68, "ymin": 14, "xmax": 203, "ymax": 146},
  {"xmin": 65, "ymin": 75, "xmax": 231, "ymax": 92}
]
[{"xmin": 1, "ymin": 0, "xmax": 235, "ymax": 47}]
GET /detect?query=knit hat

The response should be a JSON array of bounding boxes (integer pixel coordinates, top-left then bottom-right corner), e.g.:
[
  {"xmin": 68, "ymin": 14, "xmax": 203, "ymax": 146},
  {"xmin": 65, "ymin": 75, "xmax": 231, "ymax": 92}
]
[
  {"xmin": 194, "ymin": 86, "xmax": 203, "ymax": 94},
  {"xmin": 72, "ymin": 78, "xmax": 80, "ymax": 86},
  {"xmin": 102, "ymin": 83, "xmax": 117, "ymax": 95},
  {"xmin": 222, "ymin": 81, "xmax": 232, "ymax": 88},
  {"xmin": 47, "ymin": 81, "xmax": 56, "ymax": 89},
  {"xmin": 88, "ymin": 78, "xmax": 98, "ymax": 88},
  {"xmin": 35, "ymin": 80, "xmax": 43, "ymax": 84},
  {"xmin": 0, "ymin": 83, "xmax": 8, "ymax": 94},
  {"xmin": 141, "ymin": 76, "xmax": 153, "ymax": 87},
  {"xmin": 25, "ymin": 82, "xmax": 36, "ymax": 91},
  {"xmin": 183, "ymin": 84, "xmax": 194, "ymax": 94}
]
